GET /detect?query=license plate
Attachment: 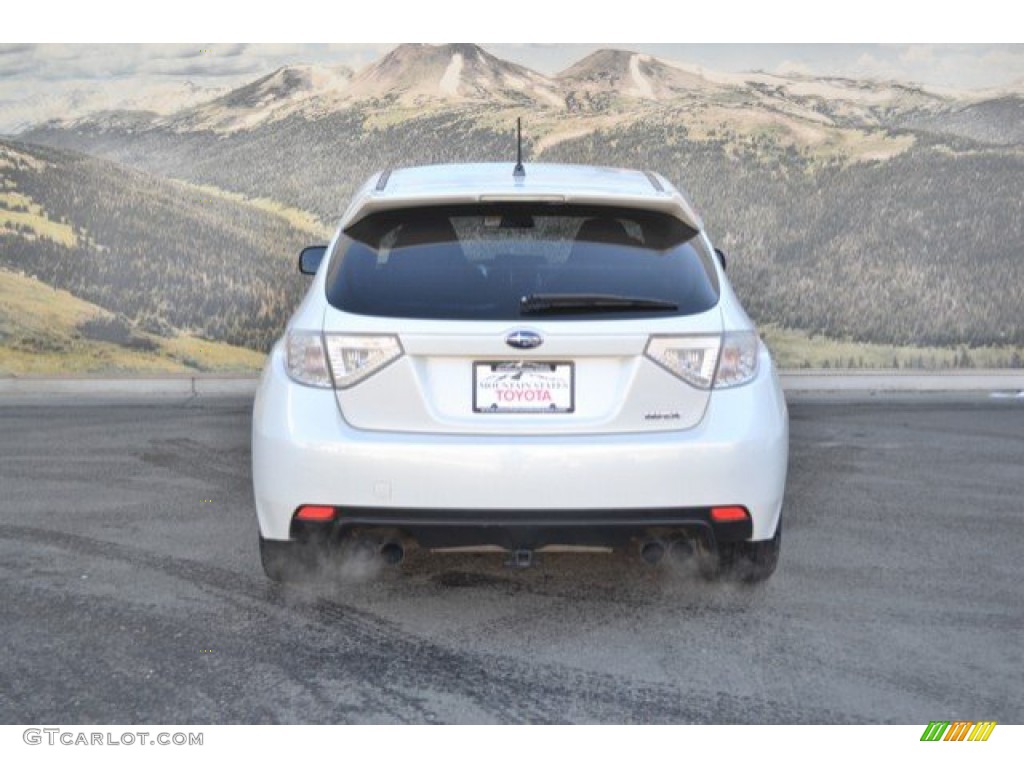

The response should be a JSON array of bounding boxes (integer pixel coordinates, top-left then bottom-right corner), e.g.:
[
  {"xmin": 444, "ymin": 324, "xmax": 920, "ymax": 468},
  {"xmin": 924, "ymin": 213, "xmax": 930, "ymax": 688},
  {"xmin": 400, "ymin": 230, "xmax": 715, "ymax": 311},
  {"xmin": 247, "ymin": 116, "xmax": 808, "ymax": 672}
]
[{"xmin": 473, "ymin": 361, "xmax": 575, "ymax": 413}]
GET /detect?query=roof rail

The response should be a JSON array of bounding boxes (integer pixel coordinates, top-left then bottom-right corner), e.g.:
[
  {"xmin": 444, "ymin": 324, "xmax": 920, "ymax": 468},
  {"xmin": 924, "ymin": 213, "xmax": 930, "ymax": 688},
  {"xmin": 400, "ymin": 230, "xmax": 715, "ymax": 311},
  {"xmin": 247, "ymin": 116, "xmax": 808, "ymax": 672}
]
[
  {"xmin": 644, "ymin": 171, "xmax": 664, "ymax": 192},
  {"xmin": 375, "ymin": 169, "xmax": 392, "ymax": 192}
]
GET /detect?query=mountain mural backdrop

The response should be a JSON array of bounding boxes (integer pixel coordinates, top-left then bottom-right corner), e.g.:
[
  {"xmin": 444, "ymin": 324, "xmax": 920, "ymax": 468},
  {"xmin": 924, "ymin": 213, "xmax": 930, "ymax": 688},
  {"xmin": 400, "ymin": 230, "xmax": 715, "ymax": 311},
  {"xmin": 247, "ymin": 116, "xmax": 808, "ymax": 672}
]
[{"xmin": 3, "ymin": 43, "xmax": 1023, "ymax": 373}]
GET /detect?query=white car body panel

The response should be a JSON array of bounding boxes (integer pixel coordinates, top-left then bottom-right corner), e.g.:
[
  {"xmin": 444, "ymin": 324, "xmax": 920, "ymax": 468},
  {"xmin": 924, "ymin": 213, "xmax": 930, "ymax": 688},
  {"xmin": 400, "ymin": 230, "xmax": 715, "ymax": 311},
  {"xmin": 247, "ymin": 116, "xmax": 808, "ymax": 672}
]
[
  {"xmin": 324, "ymin": 307, "xmax": 722, "ymax": 434},
  {"xmin": 340, "ymin": 163, "xmax": 704, "ymax": 232},
  {"xmin": 253, "ymin": 340, "xmax": 787, "ymax": 541}
]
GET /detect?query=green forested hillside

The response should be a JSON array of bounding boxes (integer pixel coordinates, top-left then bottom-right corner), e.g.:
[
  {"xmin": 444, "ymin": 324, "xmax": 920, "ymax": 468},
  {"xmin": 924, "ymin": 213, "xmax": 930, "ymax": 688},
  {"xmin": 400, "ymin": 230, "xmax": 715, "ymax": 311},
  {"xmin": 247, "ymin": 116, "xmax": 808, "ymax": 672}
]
[
  {"xmin": 24, "ymin": 109, "xmax": 1024, "ymax": 351},
  {"xmin": 0, "ymin": 266, "xmax": 264, "ymax": 374},
  {"xmin": 26, "ymin": 108, "xmax": 516, "ymax": 222},
  {"xmin": 544, "ymin": 125, "xmax": 1024, "ymax": 347},
  {"xmin": 1, "ymin": 139, "xmax": 312, "ymax": 353}
]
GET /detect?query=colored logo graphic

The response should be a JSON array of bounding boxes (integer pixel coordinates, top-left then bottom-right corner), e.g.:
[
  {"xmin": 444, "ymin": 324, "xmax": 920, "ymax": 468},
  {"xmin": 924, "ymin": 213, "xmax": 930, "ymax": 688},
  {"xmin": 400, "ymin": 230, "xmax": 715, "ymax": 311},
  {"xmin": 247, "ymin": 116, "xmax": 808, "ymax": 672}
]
[{"xmin": 920, "ymin": 721, "xmax": 997, "ymax": 742}]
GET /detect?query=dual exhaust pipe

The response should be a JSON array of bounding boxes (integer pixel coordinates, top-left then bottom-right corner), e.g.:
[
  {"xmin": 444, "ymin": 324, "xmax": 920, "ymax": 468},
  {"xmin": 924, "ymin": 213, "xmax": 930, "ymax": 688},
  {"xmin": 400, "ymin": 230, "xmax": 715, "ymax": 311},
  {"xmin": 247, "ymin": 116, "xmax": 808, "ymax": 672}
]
[
  {"xmin": 379, "ymin": 541, "xmax": 405, "ymax": 565},
  {"xmin": 640, "ymin": 538, "xmax": 694, "ymax": 566}
]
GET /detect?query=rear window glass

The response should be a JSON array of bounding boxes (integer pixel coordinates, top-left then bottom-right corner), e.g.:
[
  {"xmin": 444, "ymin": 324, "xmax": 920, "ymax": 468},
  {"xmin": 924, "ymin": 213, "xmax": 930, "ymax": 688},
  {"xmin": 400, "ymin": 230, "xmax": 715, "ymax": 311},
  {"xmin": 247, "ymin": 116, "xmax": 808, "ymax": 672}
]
[{"xmin": 326, "ymin": 204, "xmax": 719, "ymax": 320}]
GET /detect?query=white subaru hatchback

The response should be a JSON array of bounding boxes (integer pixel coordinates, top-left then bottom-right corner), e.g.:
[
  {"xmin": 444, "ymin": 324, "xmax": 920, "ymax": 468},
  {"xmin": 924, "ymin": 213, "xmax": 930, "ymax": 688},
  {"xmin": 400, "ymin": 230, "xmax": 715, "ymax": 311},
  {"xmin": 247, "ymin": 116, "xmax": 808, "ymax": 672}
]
[{"xmin": 252, "ymin": 162, "xmax": 788, "ymax": 582}]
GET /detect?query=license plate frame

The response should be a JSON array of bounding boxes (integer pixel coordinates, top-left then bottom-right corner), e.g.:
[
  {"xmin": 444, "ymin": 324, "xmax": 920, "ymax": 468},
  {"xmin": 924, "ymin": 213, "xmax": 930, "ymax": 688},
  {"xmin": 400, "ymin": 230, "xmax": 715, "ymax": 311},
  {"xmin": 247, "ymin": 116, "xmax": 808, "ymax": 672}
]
[{"xmin": 472, "ymin": 361, "xmax": 575, "ymax": 414}]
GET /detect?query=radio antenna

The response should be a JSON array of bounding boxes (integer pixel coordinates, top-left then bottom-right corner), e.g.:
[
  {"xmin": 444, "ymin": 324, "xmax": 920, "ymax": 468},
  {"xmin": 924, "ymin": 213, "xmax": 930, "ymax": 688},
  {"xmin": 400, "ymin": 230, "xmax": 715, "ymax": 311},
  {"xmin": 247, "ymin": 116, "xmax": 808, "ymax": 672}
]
[{"xmin": 513, "ymin": 117, "xmax": 525, "ymax": 178}]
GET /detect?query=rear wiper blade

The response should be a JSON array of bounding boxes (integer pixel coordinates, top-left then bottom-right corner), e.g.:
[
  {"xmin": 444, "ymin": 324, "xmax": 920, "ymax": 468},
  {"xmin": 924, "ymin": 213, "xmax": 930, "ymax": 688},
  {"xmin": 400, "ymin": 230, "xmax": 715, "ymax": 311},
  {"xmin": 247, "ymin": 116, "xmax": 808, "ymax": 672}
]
[{"xmin": 520, "ymin": 293, "xmax": 678, "ymax": 315}]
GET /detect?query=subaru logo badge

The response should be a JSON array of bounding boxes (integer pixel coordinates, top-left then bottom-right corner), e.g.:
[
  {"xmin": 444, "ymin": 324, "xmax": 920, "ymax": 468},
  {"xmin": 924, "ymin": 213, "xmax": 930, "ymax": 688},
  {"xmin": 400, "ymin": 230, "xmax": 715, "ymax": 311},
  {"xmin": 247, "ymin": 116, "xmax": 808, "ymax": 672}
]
[{"xmin": 505, "ymin": 330, "xmax": 543, "ymax": 350}]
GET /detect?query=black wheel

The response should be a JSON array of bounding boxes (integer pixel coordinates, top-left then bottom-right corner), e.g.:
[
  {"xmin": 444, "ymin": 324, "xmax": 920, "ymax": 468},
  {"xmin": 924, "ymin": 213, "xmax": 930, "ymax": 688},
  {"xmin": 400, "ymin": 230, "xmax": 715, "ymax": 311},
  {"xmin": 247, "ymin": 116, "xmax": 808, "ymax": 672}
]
[
  {"xmin": 259, "ymin": 535, "xmax": 320, "ymax": 583},
  {"xmin": 701, "ymin": 516, "xmax": 782, "ymax": 584}
]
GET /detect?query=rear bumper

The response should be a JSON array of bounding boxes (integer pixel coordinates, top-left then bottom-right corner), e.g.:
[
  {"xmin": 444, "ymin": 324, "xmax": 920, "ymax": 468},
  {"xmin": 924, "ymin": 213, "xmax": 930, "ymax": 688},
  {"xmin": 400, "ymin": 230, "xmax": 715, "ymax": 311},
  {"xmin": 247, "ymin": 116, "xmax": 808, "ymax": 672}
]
[
  {"xmin": 289, "ymin": 506, "xmax": 752, "ymax": 551},
  {"xmin": 252, "ymin": 344, "xmax": 788, "ymax": 544}
]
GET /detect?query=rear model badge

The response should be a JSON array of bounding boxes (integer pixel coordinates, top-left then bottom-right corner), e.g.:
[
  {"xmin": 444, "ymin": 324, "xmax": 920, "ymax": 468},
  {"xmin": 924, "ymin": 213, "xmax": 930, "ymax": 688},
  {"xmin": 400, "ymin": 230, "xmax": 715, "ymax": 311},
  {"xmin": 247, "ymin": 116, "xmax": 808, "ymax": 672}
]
[
  {"xmin": 505, "ymin": 330, "xmax": 543, "ymax": 350},
  {"xmin": 644, "ymin": 411, "xmax": 682, "ymax": 421}
]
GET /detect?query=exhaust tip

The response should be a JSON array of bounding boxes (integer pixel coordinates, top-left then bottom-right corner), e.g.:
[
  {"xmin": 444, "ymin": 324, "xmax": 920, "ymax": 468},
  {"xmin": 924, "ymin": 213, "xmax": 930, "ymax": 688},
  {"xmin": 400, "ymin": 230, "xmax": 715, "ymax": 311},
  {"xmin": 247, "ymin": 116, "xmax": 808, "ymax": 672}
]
[
  {"xmin": 668, "ymin": 538, "xmax": 695, "ymax": 563},
  {"xmin": 379, "ymin": 541, "xmax": 405, "ymax": 566},
  {"xmin": 640, "ymin": 541, "xmax": 666, "ymax": 565}
]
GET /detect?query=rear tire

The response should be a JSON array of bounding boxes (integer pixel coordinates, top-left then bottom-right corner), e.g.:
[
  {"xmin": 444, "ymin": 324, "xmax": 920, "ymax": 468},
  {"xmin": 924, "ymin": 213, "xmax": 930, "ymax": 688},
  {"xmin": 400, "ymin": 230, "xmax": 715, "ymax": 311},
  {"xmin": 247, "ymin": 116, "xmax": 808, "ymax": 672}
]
[{"xmin": 259, "ymin": 535, "xmax": 319, "ymax": 583}]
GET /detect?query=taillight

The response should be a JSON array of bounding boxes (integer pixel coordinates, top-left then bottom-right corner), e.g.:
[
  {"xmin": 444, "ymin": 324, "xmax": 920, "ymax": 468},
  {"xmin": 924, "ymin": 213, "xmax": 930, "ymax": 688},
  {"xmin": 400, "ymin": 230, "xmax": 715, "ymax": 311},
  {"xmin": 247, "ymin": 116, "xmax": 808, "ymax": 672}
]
[
  {"xmin": 644, "ymin": 331, "xmax": 759, "ymax": 390},
  {"xmin": 711, "ymin": 506, "xmax": 749, "ymax": 523},
  {"xmin": 714, "ymin": 331, "xmax": 759, "ymax": 389},
  {"xmin": 294, "ymin": 505, "xmax": 335, "ymax": 522},
  {"xmin": 644, "ymin": 335, "xmax": 721, "ymax": 389},
  {"xmin": 285, "ymin": 331, "xmax": 332, "ymax": 388},
  {"xmin": 285, "ymin": 331, "xmax": 403, "ymax": 389},
  {"xmin": 324, "ymin": 334, "xmax": 403, "ymax": 389}
]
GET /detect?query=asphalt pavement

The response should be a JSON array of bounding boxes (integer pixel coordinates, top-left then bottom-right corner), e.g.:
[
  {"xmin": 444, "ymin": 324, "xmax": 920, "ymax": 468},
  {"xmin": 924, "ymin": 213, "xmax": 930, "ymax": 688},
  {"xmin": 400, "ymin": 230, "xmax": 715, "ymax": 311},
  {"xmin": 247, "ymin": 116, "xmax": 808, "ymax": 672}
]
[{"xmin": 0, "ymin": 395, "xmax": 1021, "ymax": 723}]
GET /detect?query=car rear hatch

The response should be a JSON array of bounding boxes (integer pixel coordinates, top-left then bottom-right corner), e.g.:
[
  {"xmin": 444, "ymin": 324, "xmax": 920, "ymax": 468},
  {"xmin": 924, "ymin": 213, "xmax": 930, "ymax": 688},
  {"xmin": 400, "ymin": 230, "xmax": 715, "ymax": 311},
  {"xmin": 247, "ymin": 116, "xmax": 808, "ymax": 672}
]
[
  {"xmin": 323, "ymin": 310, "xmax": 722, "ymax": 435},
  {"xmin": 321, "ymin": 202, "xmax": 724, "ymax": 435}
]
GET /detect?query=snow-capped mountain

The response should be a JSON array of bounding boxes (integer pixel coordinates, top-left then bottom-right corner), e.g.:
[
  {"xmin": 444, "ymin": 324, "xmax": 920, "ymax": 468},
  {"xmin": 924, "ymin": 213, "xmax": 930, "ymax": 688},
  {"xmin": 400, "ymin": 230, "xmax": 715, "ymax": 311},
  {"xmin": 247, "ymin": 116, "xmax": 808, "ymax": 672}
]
[
  {"xmin": 345, "ymin": 43, "xmax": 564, "ymax": 107},
  {"xmin": 164, "ymin": 63, "xmax": 353, "ymax": 132},
  {"xmin": 557, "ymin": 49, "xmax": 720, "ymax": 103},
  {"xmin": 18, "ymin": 44, "xmax": 1015, "ymax": 144}
]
